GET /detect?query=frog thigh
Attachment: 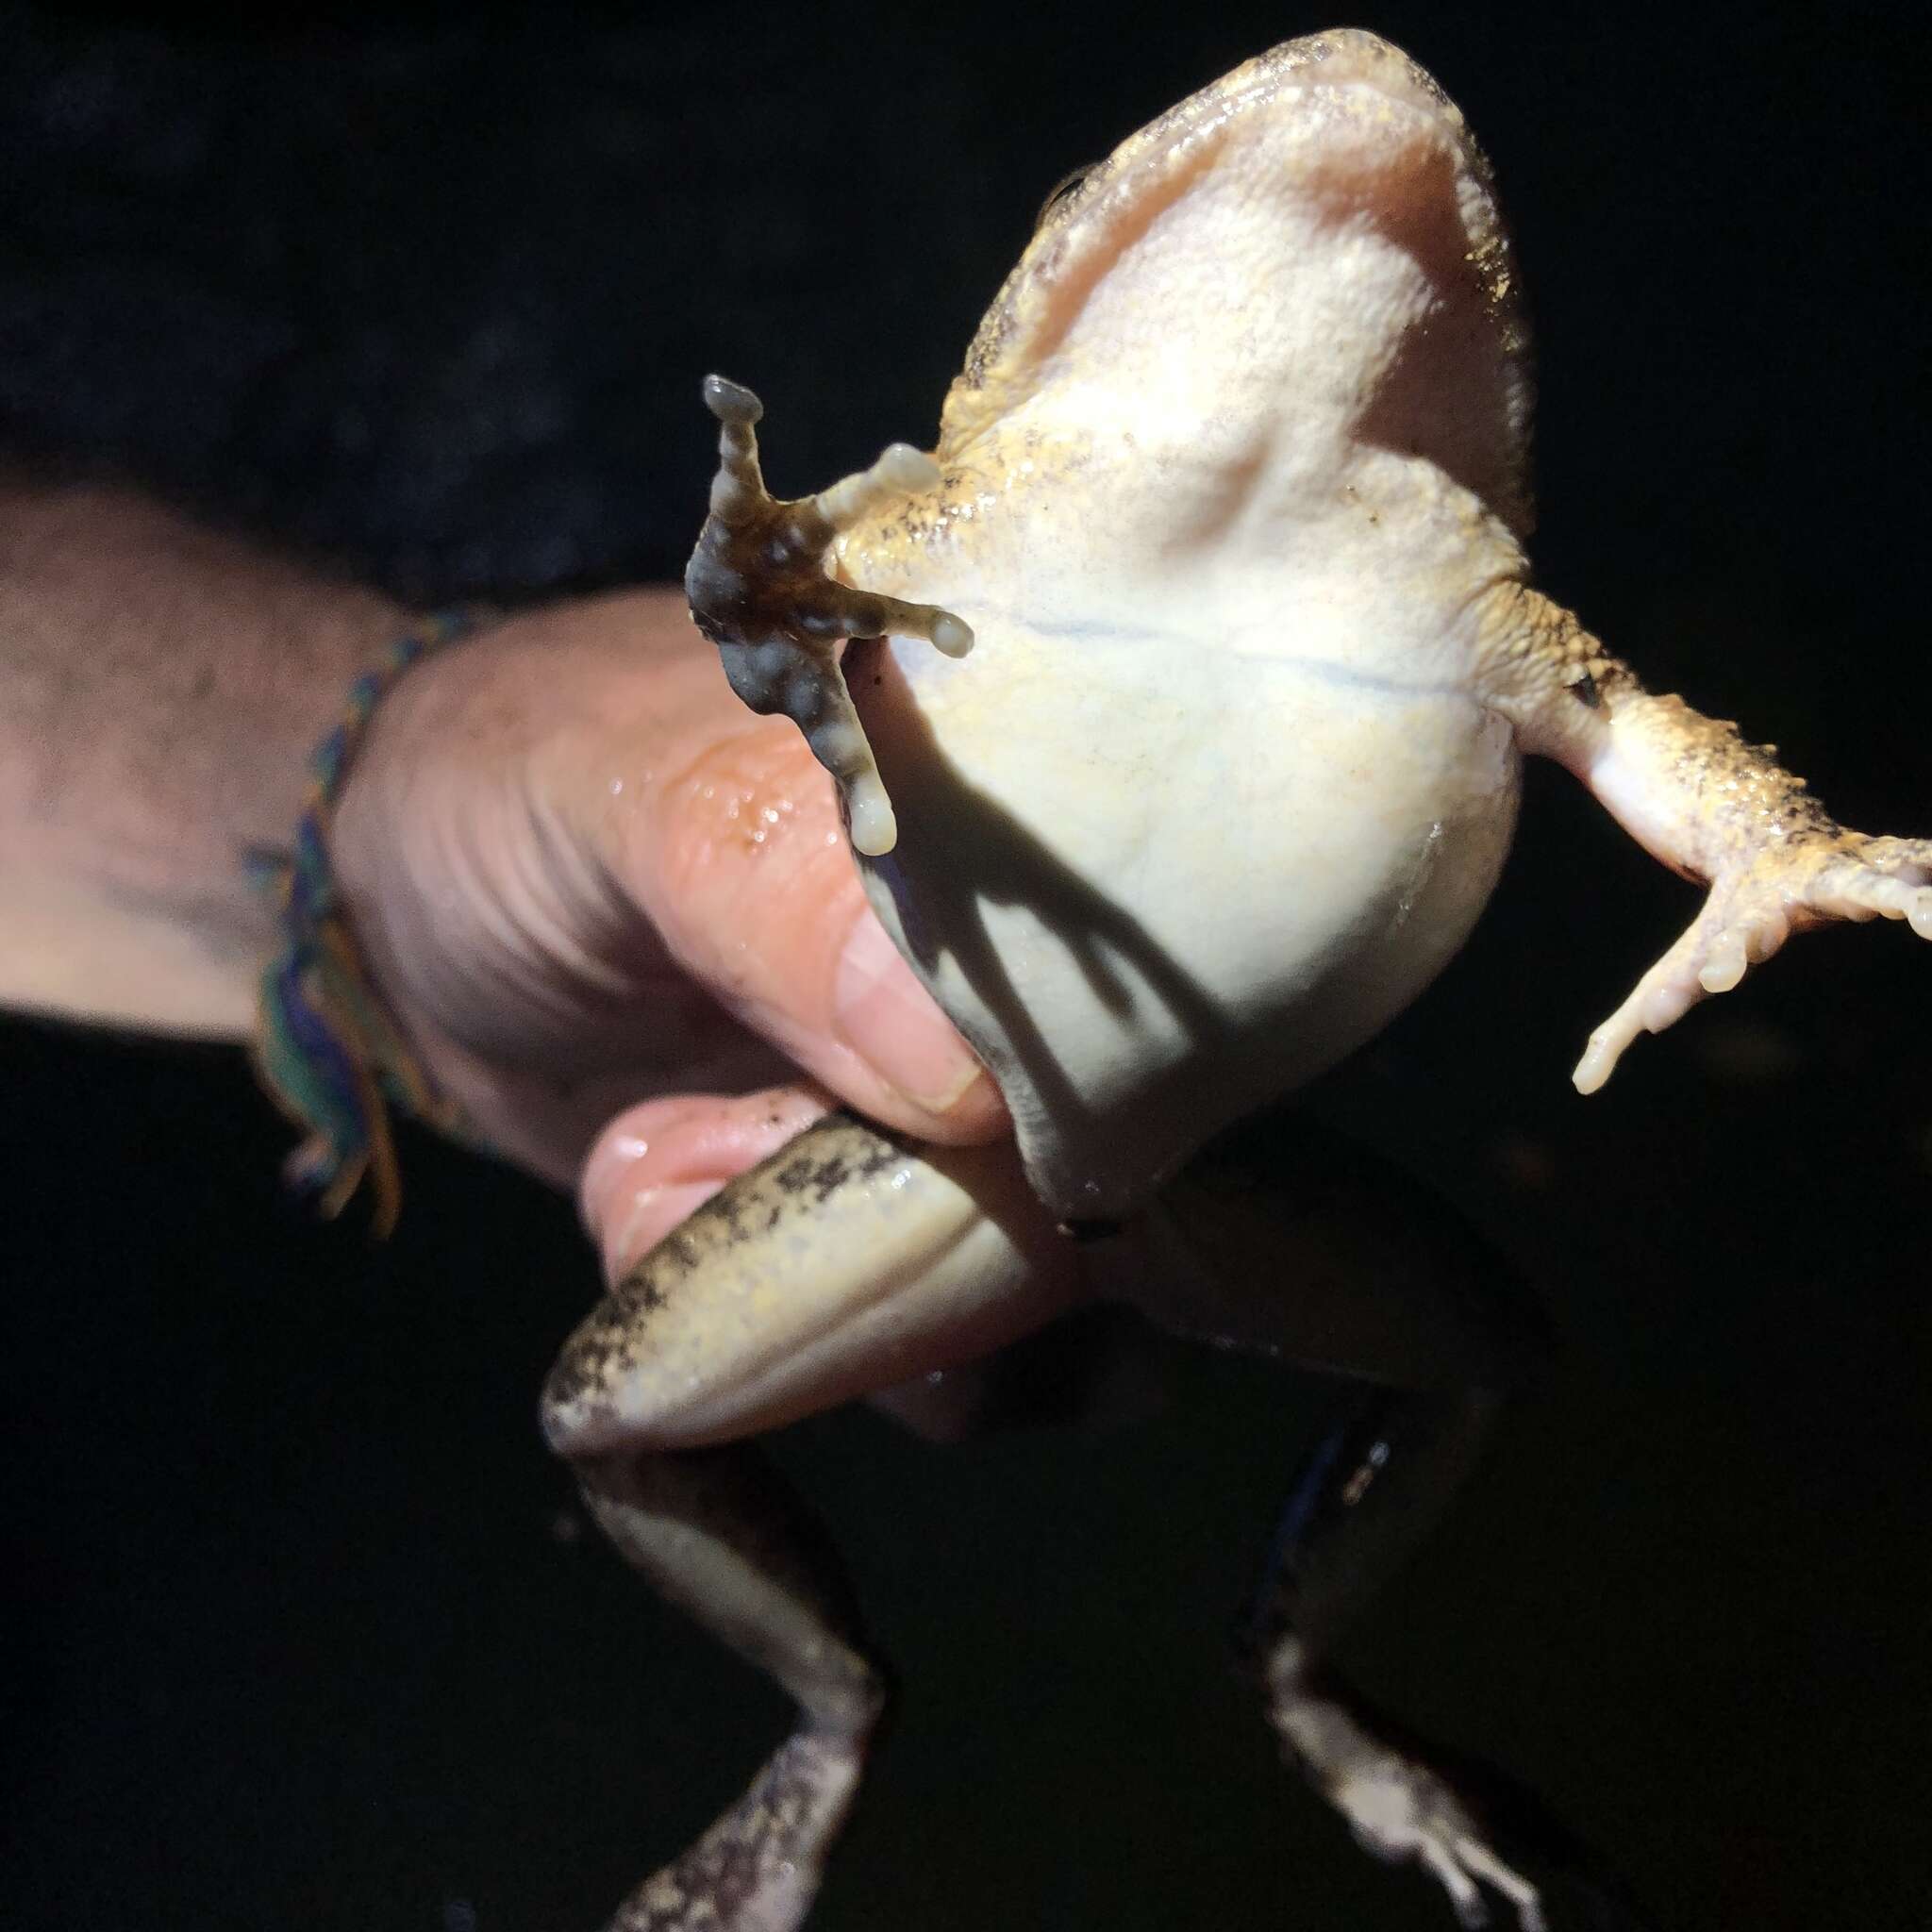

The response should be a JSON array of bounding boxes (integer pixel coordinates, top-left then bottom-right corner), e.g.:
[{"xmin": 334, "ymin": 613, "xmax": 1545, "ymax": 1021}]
[
  {"xmin": 540, "ymin": 1112, "xmax": 1078, "ymax": 1932},
  {"xmin": 543, "ymin": 1111, "xmax": 1079, "ymax": 1457},
  {"xmin": 1131, "ymin": 1108, "xmax": 1548, "ymax": 1391}
]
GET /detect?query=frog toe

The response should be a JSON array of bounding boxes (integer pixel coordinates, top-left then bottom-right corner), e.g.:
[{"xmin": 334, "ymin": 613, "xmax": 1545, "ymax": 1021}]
[
  {"xmin": 1840, "ymin": 834, "xmax": 1932, "ymax": 934},
  {"xmin": 1572, "ymin": 921, "xmax": 1723, "ymax": 1095},
  {"xmin": 1273, "ymin": 1669, "xmax": 1549, "ymax": 1932},
  {"xmin": 699, "ymin": 371, "xmax": 761, "ymax": 428},
  {"xmin": 1574, "ymin": 828, "xmax": 1932, "ymax": 1092}
]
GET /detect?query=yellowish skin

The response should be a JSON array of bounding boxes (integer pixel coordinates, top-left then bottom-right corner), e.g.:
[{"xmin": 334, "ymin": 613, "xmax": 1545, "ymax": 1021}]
[{"xmin": 555, "ymin": 29, "xmax": 1930, "ymax": 1932}]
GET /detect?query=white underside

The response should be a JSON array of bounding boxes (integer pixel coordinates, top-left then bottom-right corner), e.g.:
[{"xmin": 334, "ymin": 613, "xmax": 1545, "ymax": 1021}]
[
  {"xmin": 856, "ymin": 603, "xmax": 1520, "ymax": 1218},
  {"xmin": 835, "ymin": 59, "xmax": 1532, "ymax": 1217}
]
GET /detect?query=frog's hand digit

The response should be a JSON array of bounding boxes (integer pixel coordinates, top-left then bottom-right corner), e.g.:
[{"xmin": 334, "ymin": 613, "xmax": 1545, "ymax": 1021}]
[{"xmin": 683, "ymin": 375, "xmax": 973, "ymax": 857}]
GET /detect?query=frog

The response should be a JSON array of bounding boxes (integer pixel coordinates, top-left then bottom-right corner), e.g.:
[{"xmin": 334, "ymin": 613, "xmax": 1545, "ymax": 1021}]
[{"xmin": 541, "ymin": 29, "xmax": 1932, "ymax": 1932}]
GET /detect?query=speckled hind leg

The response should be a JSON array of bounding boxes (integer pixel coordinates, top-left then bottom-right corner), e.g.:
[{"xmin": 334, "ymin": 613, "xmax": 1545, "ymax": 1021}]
[
  {"xmin": 571, "ymin": 1445, "xmax": 884, "ymax": 1932},
  {"xmin": 1138, "ymin": 1114, "xmax": 1630, "ymax": 1932},
  {"xmin": 684, "ymin": 375, "xmax": 973, "ymax": 856},
  {"xmin": 1247, "ymin": 1391, "xmax": 1554, "ymax": 1932},
  {"xmin": 540, "ymin": 1109, "xmax": 1074, "ymax": 1930},
  {"xmin": 1487, "ymin": 585, "xmax": 1932, "ymax": 1091}
]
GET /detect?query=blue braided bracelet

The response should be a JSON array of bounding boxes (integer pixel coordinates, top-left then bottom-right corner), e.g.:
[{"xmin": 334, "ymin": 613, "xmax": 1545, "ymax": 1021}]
[{"xmin": 253, "ymin": 608, "xmax": 485, "ymax": 1234}]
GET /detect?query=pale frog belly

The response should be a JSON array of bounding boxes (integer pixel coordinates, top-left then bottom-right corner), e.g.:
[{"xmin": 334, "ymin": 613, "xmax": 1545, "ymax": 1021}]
[{"xmin": 853, "ymin": 630, "xmax": 1521, "ymax": 1219}]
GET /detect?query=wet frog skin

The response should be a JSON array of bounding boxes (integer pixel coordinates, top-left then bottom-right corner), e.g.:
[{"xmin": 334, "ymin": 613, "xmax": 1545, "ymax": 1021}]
[{"xmin": 545, "ymin": 30, "xmax": 1930, "ymax": 1932}]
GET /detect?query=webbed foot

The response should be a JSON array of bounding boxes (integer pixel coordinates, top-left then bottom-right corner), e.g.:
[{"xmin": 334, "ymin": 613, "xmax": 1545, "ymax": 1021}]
[
  {"xmin": 1574, "ymin": 827, "xmax": 1932, "ymax": 1091},
  {"xmin": 683, "ymin": 375, "xmax": 972, "ymax": 856},
  {"xmin": 1271, "ymin": 1654, "xmax": 1547, "ymax": 1931}
]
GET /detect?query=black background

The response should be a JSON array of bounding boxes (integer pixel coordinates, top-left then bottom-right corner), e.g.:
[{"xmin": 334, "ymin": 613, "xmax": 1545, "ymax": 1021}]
[{"xmin": 3, "ymin": 5, "xmax": 1928, "ymax": 1929}]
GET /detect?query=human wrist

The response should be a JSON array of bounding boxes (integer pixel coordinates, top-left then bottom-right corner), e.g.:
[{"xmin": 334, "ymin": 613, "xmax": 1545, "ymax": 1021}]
[
  {"xmin": 325, "ymin": 591, "xmax": 688, "ymax": 1065},
  {"xmin": 327, "ymin": 583, "xmax": 1006, "ymax": 1156},
  {"xmin": 0, "ymin": 477, "xmax": 420, "ymax": 1031}
]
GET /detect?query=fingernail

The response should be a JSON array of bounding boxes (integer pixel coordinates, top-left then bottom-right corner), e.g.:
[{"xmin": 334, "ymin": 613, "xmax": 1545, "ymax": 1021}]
[
  {"xmin": 601, "ymin": 1185, "xmax": 664, "ymax": 1278},
  {"xmin": 833, "ymin": 908, "xmax": 987, "ymax": 1116},
  {"xmin": 578, "ymin": 1129, "xmax": 652, "ymax": 1238},
  {"xmin": 601, "ymin": 1181, "xmax": 724, "ymax": 1279}
]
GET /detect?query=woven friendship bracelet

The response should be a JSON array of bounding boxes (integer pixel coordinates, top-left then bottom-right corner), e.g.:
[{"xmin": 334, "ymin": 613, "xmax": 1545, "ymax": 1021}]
[{"xmin": 252, "ymin": 608, "xmax": 485, "ymax": 1235}]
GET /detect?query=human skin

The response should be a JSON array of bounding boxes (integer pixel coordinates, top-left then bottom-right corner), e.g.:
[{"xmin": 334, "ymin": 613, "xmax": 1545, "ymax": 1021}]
[{"xmin": 0, "ymin": 479, "xmax": 1005, "ymax": 1270}]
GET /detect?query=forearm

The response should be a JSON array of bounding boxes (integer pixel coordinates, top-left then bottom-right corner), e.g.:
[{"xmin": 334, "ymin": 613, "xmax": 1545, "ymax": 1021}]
[{"xmin": 0, "ymin": 476, "xmax": 416, "ymax": 1034}]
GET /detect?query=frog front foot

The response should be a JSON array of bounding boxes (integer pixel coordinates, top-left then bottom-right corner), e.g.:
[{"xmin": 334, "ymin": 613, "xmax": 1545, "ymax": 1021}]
[
  {"xmin": 1574, "ymin": 827, "xmax": 1932, "ymax": 1092},
  {"xmin": 683, "ymin": 375, "xmax": 973, "ymax": 856},
  {"xmin": 1269, "ymin": 1650, "xmax": 1547, "ymax": 1932}
]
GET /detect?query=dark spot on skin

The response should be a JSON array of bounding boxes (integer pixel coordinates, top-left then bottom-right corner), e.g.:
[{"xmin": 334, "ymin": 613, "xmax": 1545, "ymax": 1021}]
[
  {"xmin": 773, "ymin": 1151, "xmax": 841, "ymax": 1197},
  {"xmin": 1061, "ymin": 1217, "xmax": 1126, "ymax": 1243},
  {"xmin": 1035, "ymin": 160, "xmax": 1097, "ymax": 228},
  {"xmin": 773, "ymin": 1125, "xmax": 905, "ymax": 1206}
]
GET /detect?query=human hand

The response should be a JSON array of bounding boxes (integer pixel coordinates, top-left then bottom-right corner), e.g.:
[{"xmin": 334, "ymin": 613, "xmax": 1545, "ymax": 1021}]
[{"xmin": 329, "ymin": 587, "xmax": 1006, "ymax": 1265}]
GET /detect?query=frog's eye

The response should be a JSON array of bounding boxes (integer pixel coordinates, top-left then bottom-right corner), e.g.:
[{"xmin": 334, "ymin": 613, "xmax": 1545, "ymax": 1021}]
[{"xmin": 1034, "ymin": 163, "xmax": 1097, "ymax": 230}]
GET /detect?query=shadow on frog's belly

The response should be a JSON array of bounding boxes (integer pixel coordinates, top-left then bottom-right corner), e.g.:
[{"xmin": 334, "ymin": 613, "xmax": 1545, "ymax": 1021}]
[
  {"xmin": 857, "ymin": 643, "xmax": 1225, "ymax": 1191},
  {"xmin": 848, "ymin": 638, "xmax": 1514, "ymax": 1218}
]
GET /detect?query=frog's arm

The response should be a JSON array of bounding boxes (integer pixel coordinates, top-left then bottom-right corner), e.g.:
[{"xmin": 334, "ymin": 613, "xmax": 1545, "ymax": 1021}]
[
  {"xmin": 683, "ymin": 376, "xmax": 971, "ymax": 858},
  {"xmin": 1486, "ymin": 584, "xmax": 1932, "ymax": 1091}
]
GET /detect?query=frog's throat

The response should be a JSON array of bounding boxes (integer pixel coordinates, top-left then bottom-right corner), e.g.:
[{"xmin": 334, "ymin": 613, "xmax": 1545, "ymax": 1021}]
[{"xmin": 941, "ymin": 29, "xmax": 1529, "ymax": 541}]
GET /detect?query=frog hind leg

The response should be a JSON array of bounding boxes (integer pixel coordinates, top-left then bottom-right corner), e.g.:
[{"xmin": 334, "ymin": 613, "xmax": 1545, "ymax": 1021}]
[
  {"xmin": 1247, "ymin": 1390, "xmax": 1569, "ymax": 1932},
  {"xmin": 1484, "ymin": 585, "xmax": 1932, "ymax": 1093},
  {"xmin": 570, "ymin": 1444, "xmax": 883, "ymax": 1932},
  {"xmin": 541, "ymin": 1110, "xmax": 1075, "ymax": 1932},
  {"xmin": 1135, "ymin": 1112, "xmax": 1637, "ymax": 1932}
]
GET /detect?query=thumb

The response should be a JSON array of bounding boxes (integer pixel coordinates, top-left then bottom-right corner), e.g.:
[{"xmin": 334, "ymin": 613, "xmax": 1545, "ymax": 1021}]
[
  {"xmin": 827, "ymin": 904, "xmax": 1006, "ymax": 1137},
  {"xmin": 633, "ymin": 702, "xmax": 1007, "ymax": 1146}
]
